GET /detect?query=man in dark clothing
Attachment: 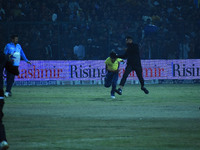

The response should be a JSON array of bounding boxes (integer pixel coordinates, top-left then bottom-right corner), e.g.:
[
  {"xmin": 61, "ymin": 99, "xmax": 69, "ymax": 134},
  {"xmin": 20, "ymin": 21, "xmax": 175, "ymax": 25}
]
[
  {"xmin": 0, "ymin": 51, "xmax": 19, "ymax": 150},
  {"xmin": 116, "ymin": 36, "xmax": 149, "ymax": 95}
]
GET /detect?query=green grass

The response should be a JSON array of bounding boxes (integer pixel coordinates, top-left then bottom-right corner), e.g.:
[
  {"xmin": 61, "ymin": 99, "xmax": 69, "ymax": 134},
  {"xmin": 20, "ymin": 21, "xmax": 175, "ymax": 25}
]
[{"xmin": 3, "ymin": 84, "xmax": 200, "ymax": 150}]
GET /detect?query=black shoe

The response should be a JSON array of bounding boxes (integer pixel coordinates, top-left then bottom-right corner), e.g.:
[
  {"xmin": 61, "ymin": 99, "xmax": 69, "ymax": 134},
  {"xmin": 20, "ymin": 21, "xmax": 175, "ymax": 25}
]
[
  {"xmin": 141, "ymin": 87, "xmax": 149, "ymax": 94},
  {"xmin": 115, "ymin": 88, "xmax": 122, "ymax": 95}
]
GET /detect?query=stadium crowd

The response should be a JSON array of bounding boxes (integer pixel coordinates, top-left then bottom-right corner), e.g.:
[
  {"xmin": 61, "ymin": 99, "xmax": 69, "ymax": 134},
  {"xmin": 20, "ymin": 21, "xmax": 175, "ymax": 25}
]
[{"xmin": 0, "ymin": 0, "xmax": 199, "ymax": 60}]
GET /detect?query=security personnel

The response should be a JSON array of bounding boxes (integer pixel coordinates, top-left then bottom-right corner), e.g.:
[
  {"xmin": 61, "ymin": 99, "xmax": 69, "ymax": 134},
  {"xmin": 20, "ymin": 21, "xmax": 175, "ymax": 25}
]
[{"xmin": 116, "ymin": 36, "xmax": 149, "ymax": 95}]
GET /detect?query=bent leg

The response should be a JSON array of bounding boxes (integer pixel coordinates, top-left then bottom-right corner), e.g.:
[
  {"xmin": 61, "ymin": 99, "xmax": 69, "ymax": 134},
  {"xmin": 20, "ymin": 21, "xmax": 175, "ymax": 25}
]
[
  {"xmin": 119, "ymin": 65, "xmax": 133, "ymax": 87},
  {"xmin": 135, "ymin": 67, "xmax": 149, "ymax": 94},
  {"xmin": 111, "ymin": 73, "xmax": 118, "ymax": 95},
  {"xmin": 134, "ymin": 67, "xmax": 144, "ymax": 87},
  {"xmin": 6, "ymin": 71, "xmax": 15, "ymax": 93},
  {"xmin": 104, "ymin": 72, "xmax": 113, "ymax": 88}
]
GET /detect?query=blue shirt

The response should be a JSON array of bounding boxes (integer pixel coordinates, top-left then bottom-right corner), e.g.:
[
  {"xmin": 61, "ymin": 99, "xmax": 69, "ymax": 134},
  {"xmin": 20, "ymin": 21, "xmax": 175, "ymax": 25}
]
[{"xmin": 4, "ymin": 42, "xmax": 29, "ymax": 66}]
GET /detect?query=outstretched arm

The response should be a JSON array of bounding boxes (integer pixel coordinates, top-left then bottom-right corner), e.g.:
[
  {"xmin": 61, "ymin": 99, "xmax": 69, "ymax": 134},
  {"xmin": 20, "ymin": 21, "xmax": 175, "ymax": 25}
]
[
  {"xmin": 20, "ymin": 49, "xmax": 31, "ymax": 64},
  {"xmin": 117, "ymin": 48, "xmax": 128, "ymax": 59}
]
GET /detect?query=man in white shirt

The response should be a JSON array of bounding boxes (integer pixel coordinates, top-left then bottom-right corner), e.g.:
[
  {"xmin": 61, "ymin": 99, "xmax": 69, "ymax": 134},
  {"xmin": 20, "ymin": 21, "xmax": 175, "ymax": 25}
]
[{"xmin": 73, "ymin": 41, "xmax": 85, "ymax": 60}]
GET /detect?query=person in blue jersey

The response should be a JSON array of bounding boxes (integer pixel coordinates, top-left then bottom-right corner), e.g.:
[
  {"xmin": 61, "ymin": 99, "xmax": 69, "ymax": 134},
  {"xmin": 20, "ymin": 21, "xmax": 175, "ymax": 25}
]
[{"xmin": 4, "ymin": 34, "xmax": 31, "ymax": 97}]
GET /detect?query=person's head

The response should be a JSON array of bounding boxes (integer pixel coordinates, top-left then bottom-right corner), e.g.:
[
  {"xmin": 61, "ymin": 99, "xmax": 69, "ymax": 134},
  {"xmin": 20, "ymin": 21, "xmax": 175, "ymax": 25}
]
[
  {"xmin": 11, "ymin": 34, "xmax": 18, "ymax": 45},
  {"xmin": 125, "ymin": 36, "xmax": 133, "ymax": 44},
  {"xmin": 110, "ymin": 50, "xmax": 117, "ymax": 62}
]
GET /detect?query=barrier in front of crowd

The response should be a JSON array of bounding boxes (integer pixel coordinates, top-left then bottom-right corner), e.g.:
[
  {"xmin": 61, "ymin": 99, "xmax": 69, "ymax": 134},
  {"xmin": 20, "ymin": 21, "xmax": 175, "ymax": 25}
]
[{"xmin": 9, "ymin": 59, "xmax": 200, "ymax": 86}]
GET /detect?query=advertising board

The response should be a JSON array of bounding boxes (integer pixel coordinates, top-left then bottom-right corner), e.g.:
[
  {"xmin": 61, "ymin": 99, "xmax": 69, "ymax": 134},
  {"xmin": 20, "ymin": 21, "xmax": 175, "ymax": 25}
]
[{"xmin": 16, "ymin": 60, "xmax": 200, "ymax": 81}]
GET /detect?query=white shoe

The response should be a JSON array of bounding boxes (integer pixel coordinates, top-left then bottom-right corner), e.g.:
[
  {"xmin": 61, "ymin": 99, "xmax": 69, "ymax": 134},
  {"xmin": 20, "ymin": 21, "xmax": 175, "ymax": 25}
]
[
  {"xmin": 4, "ymin": 92, "xmax": 11, "ymax": 98},
  {"xmin": 0, "ymin": 141, "xmax": 9, "ymax": 150},
  {"xmin": 111, "ymin": 96, "xmax": 115, "ymax": 99}
]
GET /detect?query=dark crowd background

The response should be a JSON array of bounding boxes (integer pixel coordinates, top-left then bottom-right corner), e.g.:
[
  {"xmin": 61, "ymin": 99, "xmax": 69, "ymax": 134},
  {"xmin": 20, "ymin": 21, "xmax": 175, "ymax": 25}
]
[{"xmin": 0, "ymin": 0, "xmax": 200, "ymax": 60}]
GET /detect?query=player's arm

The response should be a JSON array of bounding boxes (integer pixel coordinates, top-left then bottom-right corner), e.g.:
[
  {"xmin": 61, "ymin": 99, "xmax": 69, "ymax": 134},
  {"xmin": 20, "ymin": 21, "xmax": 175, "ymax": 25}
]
[
  {"xmin": 105, "ymin": 58, "xmax": 109, "ymax": 72},
  {"xmin": 117, "ymin": 58, "xmax": 125, "ymax": 64},
  {"xmin": 4, "ymin": 44, "xmax": 10, "ymax": 55},
  {"xmin": 117, "ymin": 62, "xmax": 121, "ymax": 71},
  {"xmin": 120, "ymin": 59, "xmax": 125, "ymax": 64},
  {"xmin": 117, "ymin": 59, "xmax": 124, "ymax": 72},
  {"xmin": 20, "ymin": 47, "xmax": 31, "ymax": 64},
  {"xmin": 117, "ymin": 48, "xmax": 128, "ymax": 59},
  {"xmin": 105, "ymin": 64, "xmax": 108, "ymax": 71}
]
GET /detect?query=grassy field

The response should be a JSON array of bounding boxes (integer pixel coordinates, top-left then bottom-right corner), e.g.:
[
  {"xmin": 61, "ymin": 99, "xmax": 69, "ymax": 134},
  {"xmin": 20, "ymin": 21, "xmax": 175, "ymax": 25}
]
[{"xmin": 3, "ymin": 84, "xmax": 200, "ymax": 150}]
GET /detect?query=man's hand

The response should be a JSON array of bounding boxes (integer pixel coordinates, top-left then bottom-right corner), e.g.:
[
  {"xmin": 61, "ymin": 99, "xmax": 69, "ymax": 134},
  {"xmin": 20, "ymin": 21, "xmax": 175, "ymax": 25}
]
[
  {"xmin": 27, "ymin": 61, "xmax": 31, "ymax": 65},
  {"xmin": 121, "ymin": 60, "xmax": 126, "ymax": 64}
]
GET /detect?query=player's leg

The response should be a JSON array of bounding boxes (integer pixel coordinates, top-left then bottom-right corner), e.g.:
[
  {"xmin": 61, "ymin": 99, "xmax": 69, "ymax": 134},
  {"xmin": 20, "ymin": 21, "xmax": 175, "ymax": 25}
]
[
  {"xmin": 111, "ymin": 72, "xmax": 118, "ymax": 98},
  {"xmin": 135, "ymin": 67, "xmax": 149, "ymax": 94},
  {"xmin": 119, "ymin": 65, "xmax": 133, "ymax": 87},
  {"xmin": 134, "ymin": 67, "xmax": 144, "ymax": 87},
  {"xmin": 104, "ymin": 71, "xmax": 113, "ymax": 88},
  {"xmin": 116, "ymin": 65, "xmax": 133, "ymax": 95},
  {"xmin": 5, "ymin": 71, "xmax": 15, "ymax": 97},
  {"xmin": 0, "ymin": 89, "xmax": 9, "ymax": 150}
]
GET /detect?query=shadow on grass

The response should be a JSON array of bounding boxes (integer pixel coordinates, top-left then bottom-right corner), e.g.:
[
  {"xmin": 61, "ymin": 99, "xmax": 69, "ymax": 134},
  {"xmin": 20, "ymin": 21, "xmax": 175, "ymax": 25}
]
[
  {"xmin": 90, "ymin": 97, "xmax": 124, "ymax": 102},
  {"xmin": 91, "ymin": 98, "xmax": 107, "ymax": 101}
]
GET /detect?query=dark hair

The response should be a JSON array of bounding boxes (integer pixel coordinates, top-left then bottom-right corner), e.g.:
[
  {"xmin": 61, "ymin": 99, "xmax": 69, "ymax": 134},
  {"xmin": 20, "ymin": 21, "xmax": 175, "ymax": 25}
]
[
  {"xmin": 11, "ymin": 34, "xmax": 18, "ymax": 40},
  {"xmin": 110, "ymin": 51, "xmax": 117, "ymax": 59},
  {"xmin": 126, "ymin": 36, "xmax": 133, "ymax": 40}
]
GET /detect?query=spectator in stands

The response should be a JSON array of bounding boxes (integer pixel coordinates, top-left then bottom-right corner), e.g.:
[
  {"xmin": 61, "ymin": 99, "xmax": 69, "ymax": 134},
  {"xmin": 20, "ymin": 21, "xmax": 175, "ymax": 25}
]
[
  {"xmin": 73, "ymin": 41, "xmax": 85, "ymax": 60},
  {"xmin": 0, "ymin": 0, "xmax": 199, "ymax": 60}
]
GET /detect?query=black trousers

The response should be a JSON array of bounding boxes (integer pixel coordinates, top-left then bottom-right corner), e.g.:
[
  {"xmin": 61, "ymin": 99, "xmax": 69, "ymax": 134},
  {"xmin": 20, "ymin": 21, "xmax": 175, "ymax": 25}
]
[
  {"xmin": 6, "ymin": 70, "xmax": 16, "ymax": 93},
  {"xmin": 0, "ymin": 89, "xmax": 7, "ymax": 142},
  {"xmin": 120, "ymin": 64, "xmax": 144, "ymax": 87}
]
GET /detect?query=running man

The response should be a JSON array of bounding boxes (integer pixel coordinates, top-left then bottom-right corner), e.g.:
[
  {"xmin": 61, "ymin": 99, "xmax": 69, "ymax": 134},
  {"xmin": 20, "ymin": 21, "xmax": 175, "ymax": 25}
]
[
  {"xmin": 104, "ymin": 51, "xmax": 124, "ymax": 99},
  {"xmin": 116, "ymin": 36, "xmax": 149, "ymax": 95}
]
